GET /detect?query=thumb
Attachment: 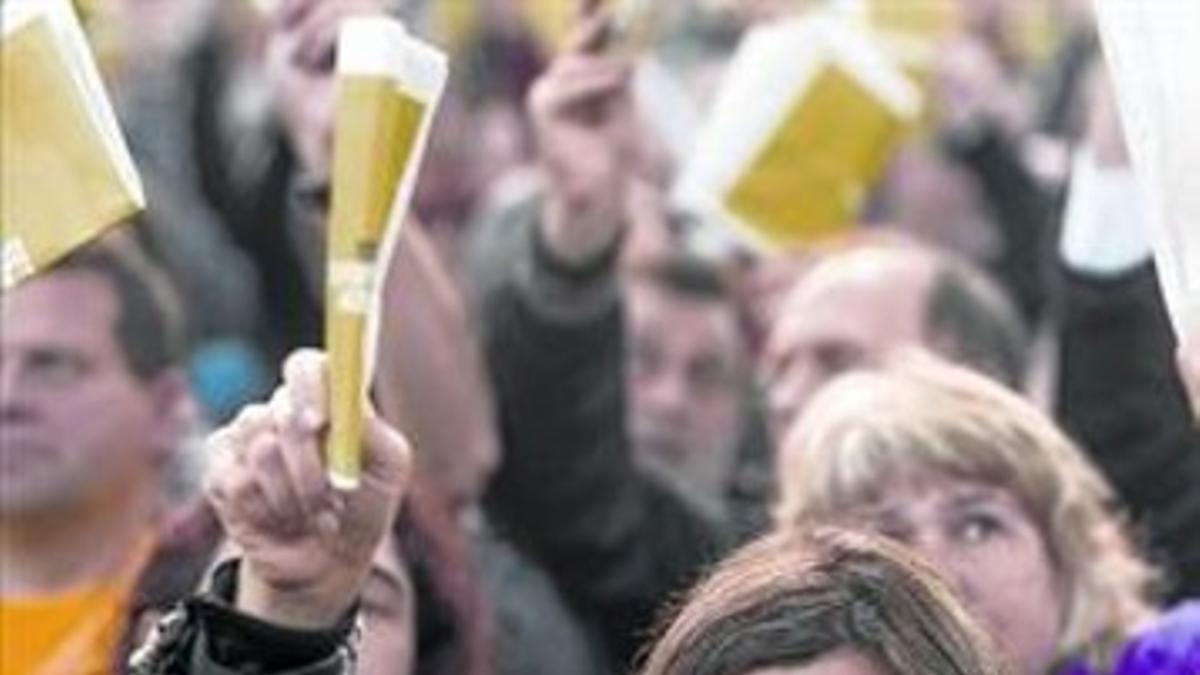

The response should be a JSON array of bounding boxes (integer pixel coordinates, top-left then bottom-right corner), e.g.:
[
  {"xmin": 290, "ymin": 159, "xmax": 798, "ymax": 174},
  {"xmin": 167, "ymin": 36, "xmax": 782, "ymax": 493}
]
[{"xmin": 361, "ymin": 398, "xmax": 412, "ymax": 493}]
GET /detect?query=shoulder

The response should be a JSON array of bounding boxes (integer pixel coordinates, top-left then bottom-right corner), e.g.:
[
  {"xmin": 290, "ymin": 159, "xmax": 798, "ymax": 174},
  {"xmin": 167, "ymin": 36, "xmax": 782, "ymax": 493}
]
[{"xmin": 1113, "ymin": 601, "xmax": 1200, "ymax": 674}]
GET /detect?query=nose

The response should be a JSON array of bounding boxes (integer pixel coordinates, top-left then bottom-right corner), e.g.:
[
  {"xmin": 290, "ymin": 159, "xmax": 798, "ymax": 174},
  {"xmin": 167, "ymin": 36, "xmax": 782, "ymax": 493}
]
[
  {"xmin": 0, "ymin": 359, "xmax": 37, "ymax": 425},
  {"xmin": 766, "ymin": 370, "xmax": 805, "ymax": 444},
  {"xmin": 643, "ymin": 369, "xmax": 690, "ymax": 419}
]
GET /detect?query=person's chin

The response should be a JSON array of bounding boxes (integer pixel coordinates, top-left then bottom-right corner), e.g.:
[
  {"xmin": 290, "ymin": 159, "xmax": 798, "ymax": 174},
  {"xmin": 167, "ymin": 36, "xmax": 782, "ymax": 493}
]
[{"xmin": 0, "ymin": 451, "xmax": 69, "ymax": 511}]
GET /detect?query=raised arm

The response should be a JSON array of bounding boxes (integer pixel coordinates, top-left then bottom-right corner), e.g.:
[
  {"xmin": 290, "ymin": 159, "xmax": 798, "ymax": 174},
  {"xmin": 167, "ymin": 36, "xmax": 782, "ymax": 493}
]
[{"xmin": 470, "ymin": 12, "xmax": 728, "ymax": 667}]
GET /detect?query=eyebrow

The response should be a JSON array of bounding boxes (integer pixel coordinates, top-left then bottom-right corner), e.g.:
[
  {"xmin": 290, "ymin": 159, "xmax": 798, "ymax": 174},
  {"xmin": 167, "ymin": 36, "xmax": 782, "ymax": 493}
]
[
  {"xmin": 944, "ymin": 487, "xmax": 1005, "ymax": 512},
  {"xmin": 863, "ymin": 485, "xmax": 1004, "ymax": 521}
]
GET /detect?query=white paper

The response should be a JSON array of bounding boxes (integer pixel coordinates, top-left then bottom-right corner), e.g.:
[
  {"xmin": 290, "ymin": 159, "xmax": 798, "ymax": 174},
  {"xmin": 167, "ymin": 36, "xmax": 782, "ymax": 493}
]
[{"xmin": 1093, "ymin": 0, "xmax": 1200, "ymax": 339}]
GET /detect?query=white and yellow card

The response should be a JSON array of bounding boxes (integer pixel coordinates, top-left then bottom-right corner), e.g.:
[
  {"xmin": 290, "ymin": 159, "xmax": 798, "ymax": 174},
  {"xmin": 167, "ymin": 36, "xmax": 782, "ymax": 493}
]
[
  {"xmin": 673, "ymin": 12, "xmax": 920, "ymax": 253},
  {"xmin": 324, "ymin": 16, "xmax": 448, "ymax": 489},
  {"xmin": 1, "ymin": 0, "xmax": 144, "ymax": 290}
]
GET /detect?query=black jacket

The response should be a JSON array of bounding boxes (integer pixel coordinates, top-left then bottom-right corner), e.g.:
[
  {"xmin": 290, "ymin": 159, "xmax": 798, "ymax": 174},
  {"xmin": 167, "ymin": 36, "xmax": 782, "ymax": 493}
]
[
  {"xmin": 1057, "ymin": 263, "xmax": 1200, "ymax": 599},
  {"xmin": 470, "ymin": 196, "xmax": 733, "ymax": 670}
]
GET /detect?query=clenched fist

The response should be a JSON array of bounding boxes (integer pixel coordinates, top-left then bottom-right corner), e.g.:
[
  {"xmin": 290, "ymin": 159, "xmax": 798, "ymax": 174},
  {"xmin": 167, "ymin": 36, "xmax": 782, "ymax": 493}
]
[{"xmin": 204, "ymin": 349, "xmax": 411, "ymax": 629}]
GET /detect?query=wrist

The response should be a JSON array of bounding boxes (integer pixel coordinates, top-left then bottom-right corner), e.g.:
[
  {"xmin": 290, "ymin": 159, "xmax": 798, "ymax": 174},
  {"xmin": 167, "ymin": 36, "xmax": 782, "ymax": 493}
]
[
  {"xmin": 235, "ymin": 565, "xmax": 357, "ymax": 631},
  {"xmin": 541, "ymin": 193, "xmax": 625, "ymax": 267}
]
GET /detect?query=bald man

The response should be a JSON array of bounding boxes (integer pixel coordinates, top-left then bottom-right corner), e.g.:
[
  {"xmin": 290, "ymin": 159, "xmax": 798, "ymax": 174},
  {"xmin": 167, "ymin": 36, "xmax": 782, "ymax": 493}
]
[{"xmin": 762, "ymin": 242, "xmax": 1028, "ymax": 441}]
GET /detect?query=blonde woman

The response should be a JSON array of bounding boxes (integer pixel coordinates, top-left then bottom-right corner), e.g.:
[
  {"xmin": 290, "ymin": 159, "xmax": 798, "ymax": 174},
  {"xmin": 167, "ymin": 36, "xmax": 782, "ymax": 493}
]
[{"xmin": 775, "ymin": 356, "xmax": 1199, "ymax": 674}]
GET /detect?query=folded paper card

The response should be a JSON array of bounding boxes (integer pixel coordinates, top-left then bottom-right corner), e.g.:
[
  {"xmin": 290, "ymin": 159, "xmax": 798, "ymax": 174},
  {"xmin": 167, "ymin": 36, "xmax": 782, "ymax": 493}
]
[
  {"xmin": 674, "ymin": 12, "xmax": 920, "ymax": 253},
  {"xmin": 1, "ymin": 0, "xmax": 144, "ymax": 290},
  {"xmin": 324, "ymin": 16, "xmax": 448, "ymax": 489}
]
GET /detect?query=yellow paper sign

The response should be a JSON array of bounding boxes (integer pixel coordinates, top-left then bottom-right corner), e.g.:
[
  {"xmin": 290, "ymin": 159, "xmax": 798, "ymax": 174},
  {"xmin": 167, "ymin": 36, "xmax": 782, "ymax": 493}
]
[
  {"xmin": 1, "ymin": 0, "xmax": 143, "ymax": 290},
  {"xmin": 324, "ymin": 17, "xmax": 446, "ymax": 489},
  {"xmin": 674, "ymin": 13, "xmax": 919, "ymax": 253},
  {"xmin": 726, "ymin": 65, "xmax": 906, "ymax": 249}
]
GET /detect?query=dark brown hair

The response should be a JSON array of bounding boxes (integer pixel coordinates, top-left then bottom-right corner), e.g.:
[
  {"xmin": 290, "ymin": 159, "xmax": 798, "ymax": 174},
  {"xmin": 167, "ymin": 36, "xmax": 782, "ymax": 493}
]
[
  {"xmin": 640, "ymin": 527, "xmax": 1007, "ymax": 675},
  {"xmin": 51, "ymin": 233, "xmax": 185, "ymax": 380},
  {"xmin": 630, "ymin": 254, "xmax": 733, "ymax": 303}
]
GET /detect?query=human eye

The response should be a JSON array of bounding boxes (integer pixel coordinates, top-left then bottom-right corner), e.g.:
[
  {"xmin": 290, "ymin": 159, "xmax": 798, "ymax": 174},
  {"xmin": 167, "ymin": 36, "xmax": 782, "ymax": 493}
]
[
  {"xmin": 361, "ymin": 574, "xmax": 406, "ymax": 621},
  {"xmin": 311, "ymin": 43, "xmax": 336, "ymax": 74},
  {"xmin": 813, "ymin": 342, "xmax": 864, "ymax": 379},
  {"xmin": 25, "ymin": 348, "xmax": 88, "ymax": 387},
  {"xmin": 954, "ymin": 511, "xmax": 1007, "ymax": 546}
]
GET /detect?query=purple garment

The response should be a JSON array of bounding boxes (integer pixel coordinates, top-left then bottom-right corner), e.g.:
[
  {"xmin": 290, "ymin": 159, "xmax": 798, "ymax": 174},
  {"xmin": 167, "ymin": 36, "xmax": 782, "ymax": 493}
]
[{"xmin": 1058, "ymin": 602, "xmax": 1200, "ymax": 675}]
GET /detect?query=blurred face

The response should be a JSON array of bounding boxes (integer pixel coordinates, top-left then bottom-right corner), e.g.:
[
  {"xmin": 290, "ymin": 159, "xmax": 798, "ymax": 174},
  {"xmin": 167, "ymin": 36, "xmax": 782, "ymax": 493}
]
[
  {"xmin": 265, "ymin": 0, "xmax": 387, "ymax": 178},
  {"xmin": 856, "ymin": 473, "xmax": 1065, "ymax": 675},
  {"xmin": 627, "ymin": 281, "xmax": 745, "ymax": 499},
  {"xmin": 0, "ymin": 271, "xmax": 178, "ymax": 515},
  {"xmin": 744, "ymin": 651, "xmax": 888, "ymax": 675},
  {"xmin": 956, "ymin": 0, "xmax": 1017, "ymax": 37},
  {"xmin": 762, "ymin": 251, "xmax": 932, "ymax": 444},
  {"xmin": 359, "ymin": 534, "xmax": 416, "ymax": 675}
]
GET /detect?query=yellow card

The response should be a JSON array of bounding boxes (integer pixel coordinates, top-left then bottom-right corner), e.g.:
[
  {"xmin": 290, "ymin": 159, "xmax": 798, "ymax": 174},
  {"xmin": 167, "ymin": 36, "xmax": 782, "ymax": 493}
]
[
  {"xmin": 674, "ymin": 13, "xmax": 919, "ymax": 253},
  {"xmin": 725, "ymin": 65, "xmax": 908, "ymax": 249},
  {"xmin": 1, "ymin": 0, "xmax": 143, "ymax": 290},
  {"xmin": 324, "ymin": 17, "xmax": 447, "ymax": 489}
]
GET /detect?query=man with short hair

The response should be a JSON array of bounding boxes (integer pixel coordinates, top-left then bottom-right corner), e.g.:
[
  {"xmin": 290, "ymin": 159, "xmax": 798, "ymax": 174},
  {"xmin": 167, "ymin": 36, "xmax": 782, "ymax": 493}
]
[
  {"xmin": 625, "ymin": 256, "xmax": 751, "ymax": 509},
  {"xmin": 762, "ymin": 242, "xmax": 1029, "ymax": 441},
  {"xmin": 0, "ymin": 237, "xmax": 192, "ymax": 674}
]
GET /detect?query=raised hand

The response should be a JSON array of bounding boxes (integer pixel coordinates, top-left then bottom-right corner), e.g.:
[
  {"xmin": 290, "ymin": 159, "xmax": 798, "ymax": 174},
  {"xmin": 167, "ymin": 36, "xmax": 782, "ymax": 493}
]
[
  {"xmin": 529, "ymin": 9, "xmax": 642, "ymax": 265},
  {"xmin": 204, "ymin": 349, "xmax": 411, "ymax": 629}
]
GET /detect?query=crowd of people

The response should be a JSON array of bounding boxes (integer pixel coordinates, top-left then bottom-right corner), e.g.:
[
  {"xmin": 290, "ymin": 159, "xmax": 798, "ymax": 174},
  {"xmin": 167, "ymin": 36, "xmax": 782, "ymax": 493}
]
[{"xmin": 2, "ymin": 0, "xmax": 1199, "ymax": 674}]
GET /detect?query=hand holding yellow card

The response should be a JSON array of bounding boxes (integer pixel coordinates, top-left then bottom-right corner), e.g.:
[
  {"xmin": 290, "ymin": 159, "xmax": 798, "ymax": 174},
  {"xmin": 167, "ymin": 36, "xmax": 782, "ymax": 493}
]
[
  {"xmin": 1, "ymin": 0, "xmax": 144, "ymax": 290},
  {"xmin": 324, "ymin": 17, "xmax": 447, "ymax": 490}
]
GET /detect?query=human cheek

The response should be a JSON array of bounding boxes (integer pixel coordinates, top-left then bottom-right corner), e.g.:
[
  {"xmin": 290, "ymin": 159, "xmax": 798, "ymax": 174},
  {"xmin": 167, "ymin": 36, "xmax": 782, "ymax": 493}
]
[
  {"xmin": 766, "ymin": 367, "xmax": 807, "ymax": 443},
  {"xmin": 697, "ymin": 393, "xmax": 741, "ymax": 447},
  {"xmin": 953, "ymin": 533, "xmax": 1055, "ymax": 626}
]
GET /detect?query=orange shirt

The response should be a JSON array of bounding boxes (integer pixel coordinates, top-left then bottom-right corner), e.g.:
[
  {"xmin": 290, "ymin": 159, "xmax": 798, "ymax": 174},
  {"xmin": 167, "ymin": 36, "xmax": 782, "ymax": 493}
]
[{"xmin": 1, "ymin": 537, "xmax": 154, "ymax": 675}]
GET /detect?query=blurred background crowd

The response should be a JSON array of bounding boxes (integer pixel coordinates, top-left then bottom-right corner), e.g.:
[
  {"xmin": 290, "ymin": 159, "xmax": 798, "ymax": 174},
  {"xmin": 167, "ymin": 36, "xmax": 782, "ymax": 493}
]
[{"xmin": 3, "ymin": 0, "xmax": 1199, "ymax": 674}]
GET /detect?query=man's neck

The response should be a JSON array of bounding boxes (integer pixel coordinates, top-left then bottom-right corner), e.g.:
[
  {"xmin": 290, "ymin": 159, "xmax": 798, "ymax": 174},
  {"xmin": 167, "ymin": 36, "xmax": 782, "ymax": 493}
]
[{"xmin": 0, "ymin": 486, "xmax": 160, "ymax": 596}]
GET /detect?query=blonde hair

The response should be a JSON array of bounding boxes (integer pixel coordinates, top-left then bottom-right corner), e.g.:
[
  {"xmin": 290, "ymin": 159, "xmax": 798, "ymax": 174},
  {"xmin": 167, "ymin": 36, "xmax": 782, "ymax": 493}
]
[{"xmin": 774, "ymin": 355, "xmax": 1154, "ymax": 669}]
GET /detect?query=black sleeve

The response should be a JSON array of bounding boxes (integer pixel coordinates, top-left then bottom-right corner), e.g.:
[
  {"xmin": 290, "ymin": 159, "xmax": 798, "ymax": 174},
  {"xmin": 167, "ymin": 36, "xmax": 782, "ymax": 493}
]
[
  {"xmin": 129, "ymin": 560, "xmax": 357, "ymax": 675},
  {"xmin": 944, "ymin": 124, "xmax": 1057, "ymax": 326},
  {"xmin": 1057, "ymin": 264, "xmax": 1200, "ymax": 599},
  {"xmin": 471, "ymin": 197, "xmax": 731, "ymax": 667}
]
